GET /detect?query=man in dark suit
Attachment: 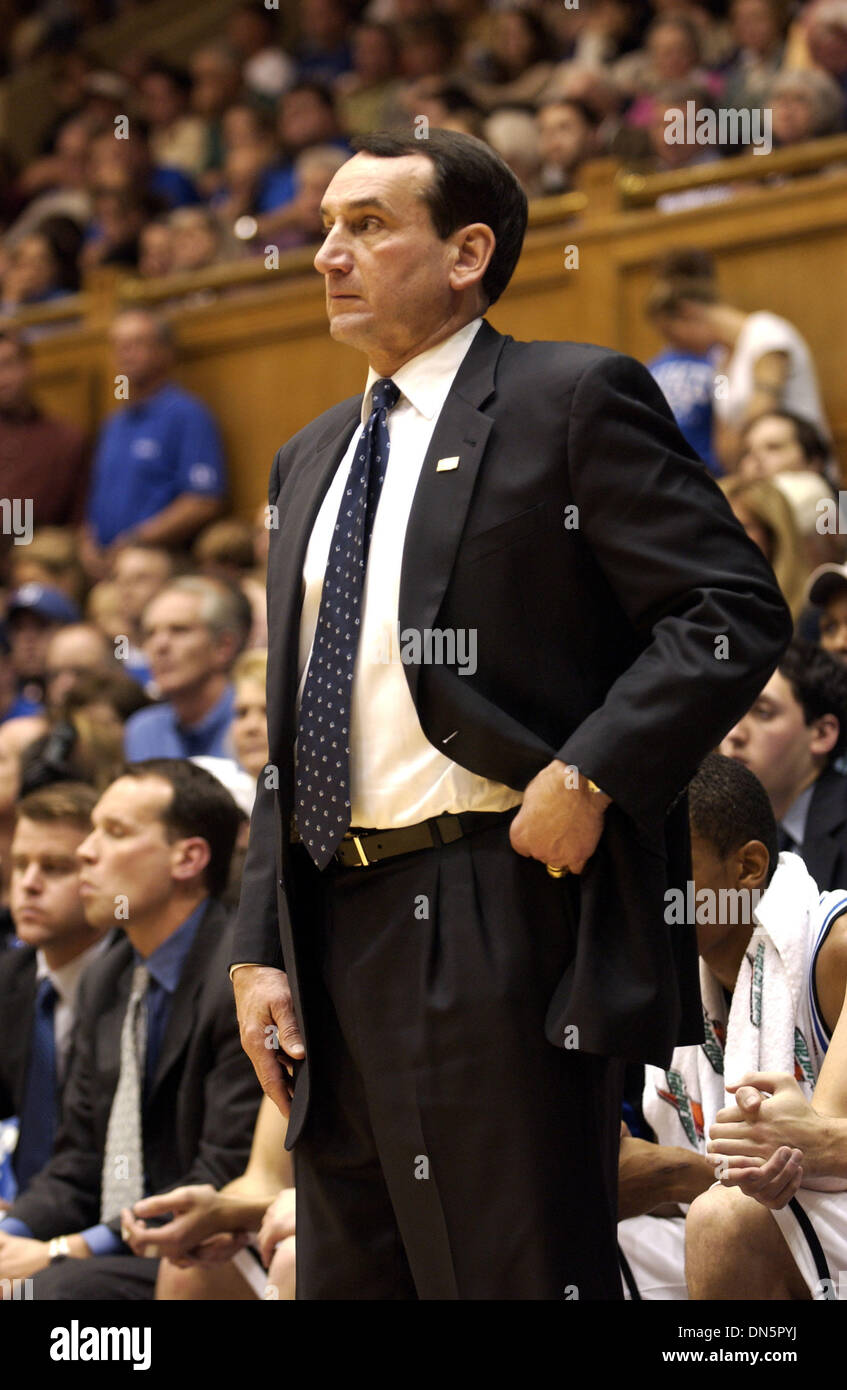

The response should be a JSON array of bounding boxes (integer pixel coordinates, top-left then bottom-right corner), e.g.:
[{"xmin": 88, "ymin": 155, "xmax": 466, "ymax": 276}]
[
  {"xmin": 231, "ymin": 129, "xmax": 792, "ymax": 1300},
  {"xmin": 721, "ymin": 638, "xmax": 847, "ymax": 892},
  {"xmin": 0, "ymin": 758, "xmax": 262, "ymax": 1298},
  {"xmin": 0, "ymin": 782, "xmax": 108, "ymax": 1195}
]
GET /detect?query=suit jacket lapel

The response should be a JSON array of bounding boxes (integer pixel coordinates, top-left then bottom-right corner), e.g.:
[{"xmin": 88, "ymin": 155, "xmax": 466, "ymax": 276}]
[
  {"xmin": 147, "ymin": 901, "xmax": 221, "ymax": 1100},
  {"xmin": 268, "ymin": 404, "xmax": 360, "ymax": 764},
  {"xmin": 399, "ymin": 320, "xmax": 505, "ymax": 709}
]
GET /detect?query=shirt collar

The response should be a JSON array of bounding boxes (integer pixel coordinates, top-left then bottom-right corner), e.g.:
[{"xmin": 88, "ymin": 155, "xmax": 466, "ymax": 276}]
[
  {"xmin": 360, "ymin": 317, "xmax": 484, "ymax": 428},
  {"xmin": 135, "ymin": 899, "xmax": 208, "ymax": 994},
  {"xmin": 175, "ymin": 683, "xmax": 235, "ymax": 738},
  {"xmin": 780, "ymin": 781, "xmax": 815, "ymax": 847},
  {"xmin": 35, "ymin": 933, "xmax": 112, "ymax": 1003}
]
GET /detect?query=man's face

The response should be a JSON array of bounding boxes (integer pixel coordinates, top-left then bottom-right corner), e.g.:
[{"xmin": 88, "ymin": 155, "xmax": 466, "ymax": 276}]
[
  {"xmin": 113, "ymin": 547, "xmax": 172, "ymax": 625},
  {"xmin": 720, "ymin": 670, "xmax": 823, "ymax": 807},
  {"xmin": 819, "ymin": 593, "xmax": 847, "ymax": 662},
  {"xmin": 141, "ymin": 589, "xmax": 229, "ymax": 696},
  {"xmin": 0, "ymin": 340, "xmax": 31, "ymax": 411},
  {"xmin": 232, "ymin": 676, "xmax": 268, "ymax": 778},
  {"xmin": 45, "ymin": 625, "xmax": 108, "ymax": 707},
  {"xmin": 690, "ymin": 829, "xmax": 738, "ymax": 956},
  {"xmin": 8, "ymin": 612, "xmax": 57, "ymax": 679},
  {"xmin": 772, "ymin": 90, "xmax": 816, "ymax": 145},
  {"xmin": 10, "ymin": 817, "xmax": 90, "ymax": 947},
  {"xmin": 76, "ymin": 775, "xmax": 182, "ymax": 928},
  {"xmin": 109, "ymin": 312, "xmax": 169, "ymax": 389},
  {"xmin": 278, "ymin": 90, "xmax": 336, "ymax": 153},
  {"xmin": 314, "ymin": 152, "xmax": 466, "ymax": 365},
  {"xmin": 739, "ymin": 414, "xmax": 807, "ymax": 478},
  {"xmin": 0, "ymin": 716, "xmax": 48, "ymax": 815},
  {"xmin": 537, "ymin": 104, "xmax": 593, "ymax": 174}
]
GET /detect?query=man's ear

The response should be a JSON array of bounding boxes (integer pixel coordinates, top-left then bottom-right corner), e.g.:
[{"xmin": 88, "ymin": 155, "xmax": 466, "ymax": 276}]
[
  {"xmin": 448, "ymin": 222, "xmax": 496, "ymax": 296},
  {"xmin": 810, "ymin": 712, "xmax": 839, "ymax": 760},
  {"xmin": 737, "ymin": 838, "xmax": 770, "ymax": 891},
  {"xmin": 170, "ymin": 835, "xmax": 211, "ymax": 885}
]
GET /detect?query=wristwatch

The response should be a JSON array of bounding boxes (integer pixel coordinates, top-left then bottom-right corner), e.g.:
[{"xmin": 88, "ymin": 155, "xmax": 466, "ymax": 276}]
[{"xmin": 48, "ymin": 1235, "xmax": 71, "ymax": 1262}]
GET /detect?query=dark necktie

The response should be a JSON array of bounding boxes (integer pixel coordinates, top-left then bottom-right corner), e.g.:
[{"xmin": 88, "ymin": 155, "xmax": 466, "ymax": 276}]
[
  {"xmin": 15, "ymin": 977, "xmax": 58, "ymax": 1188},
  {"xmin": 296, "ymin": 376, "xmax": 400, "ymax": 869}
]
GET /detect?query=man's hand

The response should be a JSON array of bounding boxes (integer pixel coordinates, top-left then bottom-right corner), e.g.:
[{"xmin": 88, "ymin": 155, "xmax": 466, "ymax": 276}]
[
  {"xmin": 0, "ymin": 1233, "xmax": 50, "ymax": 1283},
  {"xmin": 121, "ymin": 1185, "xmax": 225, "ymax": 1260},
  {"xmin": 510, "ymin": 760, "xmax": 610, "ymax": 871},
  {"xmin": 708, "ymin": 1072, "xmax": 841, "ymax": 1185},
  {"xmin": 232, "ymin": 966, "xmax": 304, "ymax": 1117},
  {"xmin": 708, "ymin": 1144, "xmax": 805, "ymax": 1209},
  {"xmin": 257, "ymin": 1187, "xmax": 296, "ymax": 1268}
]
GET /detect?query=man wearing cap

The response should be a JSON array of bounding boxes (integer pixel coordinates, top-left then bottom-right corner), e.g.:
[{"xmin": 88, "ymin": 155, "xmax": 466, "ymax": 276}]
[
  {"xmin": 809, "ymin": 562, "xmax": 847, "ymax": 666},
  {"xmin": 5, "ymin": 584, "xmax": 81, "ymax": 712},
  {"xmin": 232, "ymin": 129, "xmax": 792, "ymax": 1300}
]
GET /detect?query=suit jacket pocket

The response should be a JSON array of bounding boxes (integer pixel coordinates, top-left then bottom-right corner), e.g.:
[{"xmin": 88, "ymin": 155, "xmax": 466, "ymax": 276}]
[{"xmin": 459, "ymin": 501, "xmax": 549, "ymax": 566}]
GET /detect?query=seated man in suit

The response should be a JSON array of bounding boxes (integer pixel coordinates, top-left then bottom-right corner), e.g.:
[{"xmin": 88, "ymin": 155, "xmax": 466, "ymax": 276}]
[
  {"xmin": 0, "ymin": 757, "xmax": 263, "ymax": 1299},
  {"xmin": 720, "ymin": 638, "xmax": 847, "ymax": 892},
  {"xmin": 0, "ymin": 782, "xmax": 111, "ymax": 1198},
  {"xmin": 618, "ymin": 753, "xmax": 847, "ymax": 1299}
]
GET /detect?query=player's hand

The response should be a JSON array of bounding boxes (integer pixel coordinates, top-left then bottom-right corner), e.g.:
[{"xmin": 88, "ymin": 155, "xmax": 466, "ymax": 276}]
[
  {"xmin": 121, "ymin": 1185, "xmax": 222, "ymax": 1259},
  {"xmin": 708, "ymin": 1145, "xmax": 804, "ymax": 1209},
  {"xmin": 510, "ymin": 760, "xmax": 610, "ymax": 872},
  {"xmin": 709, "ymin": 1072, "xmax": 822, "ymax": 1167},
  {"xmin": 257, "ymin": 1187, "xmax": 296, "ymax": 1268},
  {"xmin": 232, "ymin": 966, "xmax": 304, "ymax": 1117}
]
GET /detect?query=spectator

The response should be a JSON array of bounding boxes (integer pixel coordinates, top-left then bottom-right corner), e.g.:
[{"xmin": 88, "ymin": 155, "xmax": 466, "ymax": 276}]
[
  {"xmin": 231, "ymin": 648, "xmax": 269, "ymax": 780},
  {"xmin": 0, "ymin": 783, "xmax": 108, "ymax": 1196},
  {"xmin": 616, "ymin": 14, "xmax": 723, "ymax": 127},
  {"xmin": 720, "ymin": 639, "xmax": 847, "ymax": 890},
  {"xmin": 82, "ymin": 309, "xmax": 227, "ymax": 566},
  {"xmin": 192, "ymin": 519, "xmax": 255, "ymax": 583},
  {"xmin": 723, "ymin": 0, "xmax": 790, "ymax": 110},
  {"xmin": 645, "ymin": 249, "xmax": 830, "ymax": 466},
  {"xmin": 644, "ymin": 84, "xmax": 736, "ymax": 211},
  {"xmin": 0, "ymin": 220, "xmax": 82, "ymax": 315},
  {"xmin": 86, "ymin": 124, "xmax": 200, "ymax": 215},
  {"xmin": 736, "ymin": 411, "xmax": 841, "ymax": 568},
  {"xmin": 0, "ymin": 759, "xmax": 262, "ymax": 1298},
  {"xmin": 42, "ymin": 624, "xmax": 115, "ymax": 713},
  {"xmin": 78, "ymin": 187, "xmax": 161, "ymax": 274},
  {"xmin": 226, "ymin": 2, "xmax": 295, "ymax": 103},
  {"xmin": 124, "ymin": 576, "xmax": 251, "ymax": 761},
  {"xmin": 10, "ymin": 530, "xmax": 87, "ymax": 608},
  {"xmin": 401, "ymin": 77, "xmax": 484, "ymax": 138},
  {"xmin": 138, "ymin": 60, "xmax": 211, "ymax": 183},
  {"xmin": 293, "ymin": 0, "xmax": 354, "ymax": 85},
  {"xmin": 168, "ymin": 207, "xmax": 226, "ymax": 274},
  {"xmin": 805, "ymin": 0, "xmax": 847, "ymax": 112},
  {"xmin": 336, "ymin": 21, "xmax": 404, "ymax": 135},
  {"xmin": 482, "ymin": 108, "xmax": 543, "ymax": 195},
  {"xmin": 0, "ymin": 331, "xmax": 89, "ymax": 529},
  {"xmin": 537, "ymin": 97, "xmax": 602, "ymax": 195},
  {"xmin": 138, "ymin": 218, "xmax": 175, "ymax": 280},
  {"xmin": 0, "ymin": 714, "xmax": 50, "ymax": 913},
  {"xmin": 769, "ymin": 68, "xmax": 846, "ymax": 147},
  {"xmin": 3, "ymin": 116, "xmax": 94, "ymax": 250},
  {"xmin": 719, "ymin": 475, "xmax": 808, "ymax": 619},
  {"xmin": 467, "ymin": 6, "xmax": 557, "ymax": 110},
  {"xmin": 110, "ymin": 543, "xmax": 175, "ymax": 691},
  {"xmin": 807, "ymin": 561, "xmax": 847, "ymax": 662},
  {"xmin": 5, "ymin": 585, "xmax": 81, "ymax": 708},
  {"xmin": 84, "ymin": 580, "xmax": 125, "ymax": 646},
  {"xmin": 645, "ymin": 277, "xmax": 720, "ymax": 474},
  {"xmin": 189, "ymin": 43, "xmax": 244, "ymax": 199}
]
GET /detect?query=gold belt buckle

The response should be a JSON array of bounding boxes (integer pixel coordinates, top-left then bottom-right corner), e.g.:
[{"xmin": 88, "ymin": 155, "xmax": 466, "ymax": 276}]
[{"xmin": 351, "ymin": 834, "xmax": 370, "ymax": 867}]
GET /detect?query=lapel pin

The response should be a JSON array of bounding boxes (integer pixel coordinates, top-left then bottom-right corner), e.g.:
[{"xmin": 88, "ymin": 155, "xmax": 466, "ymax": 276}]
[{"xmin": 436, "ymin": 456, "xmax": 460, "ymax": 472}]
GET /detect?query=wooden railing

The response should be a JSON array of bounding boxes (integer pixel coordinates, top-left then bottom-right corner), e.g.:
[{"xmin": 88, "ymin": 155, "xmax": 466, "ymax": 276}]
[{"xmin": 616, "ymin": 132, "xmax": 847, "ymax": 209}]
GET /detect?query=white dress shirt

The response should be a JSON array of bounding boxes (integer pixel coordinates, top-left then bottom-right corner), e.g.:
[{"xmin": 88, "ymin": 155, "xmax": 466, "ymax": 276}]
[
  {"xmin": 36, "ymin": 934, "xmax": 111, "ymax": 1085},
  {"xmin": 298, "ymin": 317, "xmax": 523, "ymax": 829}
]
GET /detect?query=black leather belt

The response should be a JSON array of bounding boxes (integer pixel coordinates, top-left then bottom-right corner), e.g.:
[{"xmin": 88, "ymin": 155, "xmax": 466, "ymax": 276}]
[{"xmin": 291, "ymin": 809, "xmax": 516, "ymax": 867}]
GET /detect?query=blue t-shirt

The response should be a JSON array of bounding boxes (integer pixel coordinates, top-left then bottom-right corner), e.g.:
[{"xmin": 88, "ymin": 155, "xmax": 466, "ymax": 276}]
[
  {"xmin": 86, "ymin": 383, "xmax": 226, "ymax": 546},
  {"xmin": 647, "ymin": 349, "xmax": 722, "ymax": 477},
  {"xmin": 124, "ymin": 684, "xmax": 235, "ymax": 762}
]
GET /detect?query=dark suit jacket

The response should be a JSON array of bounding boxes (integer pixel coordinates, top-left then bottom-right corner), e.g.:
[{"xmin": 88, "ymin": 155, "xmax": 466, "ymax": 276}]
[
  {"xmin": 234, "ymin": 321, "xmax": 792, "ymax": 1148},
  {"xmin": 0, "ymin": 945, "xmax": 39, "ymax": 1126},
  {"xmin": 8, "ymin": 899, "xmax": 262, "ymax": 1241},
  {"xmin": 799, "ymin": 765, "xmax": 847, "ymax": 893}
]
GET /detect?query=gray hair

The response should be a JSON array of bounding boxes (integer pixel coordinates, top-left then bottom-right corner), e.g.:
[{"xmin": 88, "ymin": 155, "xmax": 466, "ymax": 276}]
[
  {"xmin": 154, "ymin": 576, "xmax": 251, "ymax": 652},
  {"xmin": 769, "ymin": 67, "xmax": 845, "ymax": 135}
]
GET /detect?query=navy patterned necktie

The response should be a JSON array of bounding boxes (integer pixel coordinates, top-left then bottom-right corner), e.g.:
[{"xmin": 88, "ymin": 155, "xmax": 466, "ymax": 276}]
[
  {"xmin": 15, "ymin": 977, "xmax": 58, "ymax": 1188},
  {"xmin": 296, "ymin": 376, "xmax": 400, "ymax": 869}
]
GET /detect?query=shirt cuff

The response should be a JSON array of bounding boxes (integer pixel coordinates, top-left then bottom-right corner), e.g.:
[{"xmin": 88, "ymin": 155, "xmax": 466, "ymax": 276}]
[
  {"xmin": 228, "ymin": 962, "xmax": 263, "ymax": 981},
  {"xmin": 79, "ymin": 1223, "xmax": 123, "ymax": 1256},
  {"xmin": 0, "ymin": 1216, "xmax": 32, "ymax": 1238}
]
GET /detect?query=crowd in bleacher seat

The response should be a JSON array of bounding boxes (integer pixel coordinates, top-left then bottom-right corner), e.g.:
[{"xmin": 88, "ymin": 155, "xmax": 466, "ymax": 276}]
[
  {"xmin": 0, "ymin": 0, "xmax": 847, "ymax": 1305},
  {"xmin": 0, "ymin": 0, "xmax": 845, "ymax": 307}
]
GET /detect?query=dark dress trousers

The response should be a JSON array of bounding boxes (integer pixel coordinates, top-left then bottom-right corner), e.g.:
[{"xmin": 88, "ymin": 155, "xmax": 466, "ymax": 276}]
[
  {"xmin": 7, "ymin": 899, "xmax": 262, "ymax": 1299},
  {"xmin": 0, "ymin": 946, "xmax": 53, "ymax": 1187},
  {"xmin": 234, "ymin": 321, "xmax": 793, "ymax": 1299}
]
